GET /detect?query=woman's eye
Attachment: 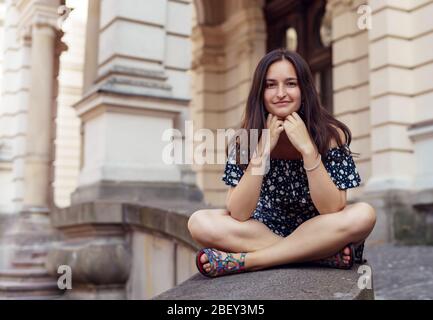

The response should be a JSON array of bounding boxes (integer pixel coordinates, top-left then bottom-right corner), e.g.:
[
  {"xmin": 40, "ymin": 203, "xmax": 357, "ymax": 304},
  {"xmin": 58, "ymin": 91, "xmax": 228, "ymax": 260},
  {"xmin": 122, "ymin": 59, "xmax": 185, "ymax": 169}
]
[
  {"xmin": 266, "ymin": 83, "xmax": 276, "ymax": 88},
  {"xmin": 287, "ymin": 82, "xmax": 297, "ymax": 87}
]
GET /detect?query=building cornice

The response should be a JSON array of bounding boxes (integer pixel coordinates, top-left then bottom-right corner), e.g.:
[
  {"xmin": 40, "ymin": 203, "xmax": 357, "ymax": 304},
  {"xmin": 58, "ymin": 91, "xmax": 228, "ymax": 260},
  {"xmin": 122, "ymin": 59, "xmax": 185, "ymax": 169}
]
[{"xmin": 16, "ymin": 0, "xmax": 61, "ymax": 39}]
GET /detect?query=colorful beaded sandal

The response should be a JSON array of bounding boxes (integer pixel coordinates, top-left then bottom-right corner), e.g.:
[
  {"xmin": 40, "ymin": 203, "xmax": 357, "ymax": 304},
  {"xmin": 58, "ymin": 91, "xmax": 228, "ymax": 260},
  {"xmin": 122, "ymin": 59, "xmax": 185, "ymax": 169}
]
[
  {"xmin": 196, "ymin": 248, "xmax": 247, "ymax": 278},
  {"xmin": 309, "ymin": 243, "xmax": 355, "ymax": 270}
]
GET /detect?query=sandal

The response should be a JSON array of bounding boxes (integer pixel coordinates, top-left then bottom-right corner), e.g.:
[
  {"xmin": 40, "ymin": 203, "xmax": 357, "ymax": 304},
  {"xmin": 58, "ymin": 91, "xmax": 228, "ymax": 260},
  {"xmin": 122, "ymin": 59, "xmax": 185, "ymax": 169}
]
[
  {"xmin": 195, "ymin": 248, "xmax": 247, "ymax": 278},
  {"xmin": 309, "ymin": 243, "xmax": 355, "ymax": 270}
]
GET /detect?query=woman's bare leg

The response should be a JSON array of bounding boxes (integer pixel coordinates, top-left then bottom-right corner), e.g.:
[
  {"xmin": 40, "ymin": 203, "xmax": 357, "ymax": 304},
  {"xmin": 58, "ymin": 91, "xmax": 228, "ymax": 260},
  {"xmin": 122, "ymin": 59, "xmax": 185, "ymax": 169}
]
[
  {"xmin": 188, "ymin": 208, "xmax": 283, "ymax": 253},
  {"xmin": 198, "ymin": 202, "xmax": 376, "ymax": 273}
]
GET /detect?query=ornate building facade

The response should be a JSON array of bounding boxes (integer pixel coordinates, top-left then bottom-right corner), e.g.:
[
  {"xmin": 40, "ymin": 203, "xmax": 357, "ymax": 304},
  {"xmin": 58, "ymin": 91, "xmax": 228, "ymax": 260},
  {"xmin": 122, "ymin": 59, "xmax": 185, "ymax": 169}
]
[{"xmin": 0, "ymin": 0, "xmax": 432, "ymax": 299}]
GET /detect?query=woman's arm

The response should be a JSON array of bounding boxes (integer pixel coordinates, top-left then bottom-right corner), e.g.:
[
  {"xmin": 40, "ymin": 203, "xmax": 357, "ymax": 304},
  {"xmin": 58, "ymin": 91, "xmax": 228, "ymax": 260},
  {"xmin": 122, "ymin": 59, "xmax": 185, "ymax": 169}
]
[
  {"xmin": 226, "ymin": 141, "xmax": 269, "ymax": 222},
  {"xmin": 302, "ymin": 130, "xmax": 347, "ymax": 214},
  {"xmin": 302, "ymin": 149, "xmax": 346, "ymax": 214},
  {"xmin": 226, "ymin": 114, "xmax": 284, "ymax": 221}
]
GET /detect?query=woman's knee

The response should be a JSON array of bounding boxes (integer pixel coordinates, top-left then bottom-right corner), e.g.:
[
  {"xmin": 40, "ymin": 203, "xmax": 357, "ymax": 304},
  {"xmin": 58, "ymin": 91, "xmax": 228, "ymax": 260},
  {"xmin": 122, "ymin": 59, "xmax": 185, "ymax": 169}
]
[
  {"xmin": 187, "ymin": 210, "xmax": 206, "ymax": 236},
  {"xmin": 187, "ymin": 210, "xmax": 222, "ymax": 244},
  {"xmin": 343, "ymin": 202, "xmax": 376, "ymax": 239}
]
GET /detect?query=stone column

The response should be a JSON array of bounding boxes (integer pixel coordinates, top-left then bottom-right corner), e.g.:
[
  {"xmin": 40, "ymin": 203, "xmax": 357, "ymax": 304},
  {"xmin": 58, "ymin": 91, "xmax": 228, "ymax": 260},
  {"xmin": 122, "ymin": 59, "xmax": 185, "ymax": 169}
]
[
  {"xmin": 392, "ymin": 0, "xmax": 433, "ymax": 244},
  {"xmin": 22, "ymin": 23, "xmax": 57, "ymax": 213},
  {"xmin": 6, "ymin": 7, "xmax": 65, "ymax": 250},
  {"xmin": 328, "ymin": 0, "xmax": 371, "ymax": 202},
  {"xmin": 365, "ymin": 0, "xmax": 416, "ymax": 193},
  {"xmin": 0, "ymin": 0, "xmax": 33, "ymax": 270},
  {"xmin": 71, "ymin": 0, "xmax": 201, "ymax": 205},
  {"xmin": 0, "ymin": 1, "xmax": 67, "ymax": 299},
  {"xmin": 362, "ymin": 0, "xmax": 429, "ymax": 244},
  {"xmin": 0, "ymin": 0, "xmax": 18, "ymax": 216}
]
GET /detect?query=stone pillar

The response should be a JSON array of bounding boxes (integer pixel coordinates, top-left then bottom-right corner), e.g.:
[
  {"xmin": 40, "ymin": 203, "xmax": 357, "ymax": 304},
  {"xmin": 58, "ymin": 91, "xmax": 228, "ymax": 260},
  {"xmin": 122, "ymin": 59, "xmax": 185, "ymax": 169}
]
[
  {"xmin": 328, "ymin": 0, "xmax": 371, "ymax": 202},
  {"xmin": 0, "ymin": 0, "xmax": 33, "ymax": 270},
  {"xmin": 393, "ymin": 0, "xmax": 433, "ymax": 244},
  {"xmin": 6, "ymin": 1, "xmax": 65, "ymax": 245},
  {"xmin": 365, "ymin": 0, "xmax": 416, "ymax": 193},
  {"xmin": 0, "ymin": 0, "xmax": 17, "ymax": 217},
  {"xmin": 0, "ymin": 0, "xmax": 67, "ymax": 299},
  {"xmin": 22, "ymin": 23, "xmax": 57, "ymax": 213},
  {"xmin": 71, "ymin": 0, "xmax": 201, "ymax": 205},
  {"xmin": 361, "ymin": 0, "xmax": 433, "ymax": 244}
]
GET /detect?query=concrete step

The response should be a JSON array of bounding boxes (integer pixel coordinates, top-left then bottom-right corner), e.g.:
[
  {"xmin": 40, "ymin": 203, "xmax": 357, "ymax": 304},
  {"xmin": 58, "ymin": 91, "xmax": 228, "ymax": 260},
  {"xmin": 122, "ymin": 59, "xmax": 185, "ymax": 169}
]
[
  {"xmin": 11, "ymin": 258, "xmax": 45, "ymax": 269},
  {"xmin": 0, "ymin": 268, "xmax": 53, "ymax": 283},
  {"xmin": 15, "ymin": 249, "xmax": 47, "ymax": 260},
  {"xmin": 1, "ymin": 294, "xmax": 63, "ymax": 300},
  {"xmin": 0, "ymin": 280, "xmax": 62, "ymax": 299}
]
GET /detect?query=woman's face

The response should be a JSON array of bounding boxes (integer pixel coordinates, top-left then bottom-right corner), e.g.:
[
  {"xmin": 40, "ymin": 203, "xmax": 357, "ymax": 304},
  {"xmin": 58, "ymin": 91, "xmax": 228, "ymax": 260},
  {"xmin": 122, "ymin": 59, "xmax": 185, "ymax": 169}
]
[{"xmin": 263, "ymin": 59, "xmax": 302, "ymax": 119}]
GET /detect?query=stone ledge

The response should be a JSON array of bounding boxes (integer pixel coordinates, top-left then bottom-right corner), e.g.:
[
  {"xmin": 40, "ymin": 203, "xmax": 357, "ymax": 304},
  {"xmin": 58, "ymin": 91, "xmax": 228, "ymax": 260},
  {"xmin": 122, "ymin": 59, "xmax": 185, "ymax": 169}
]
[
  {"xmin": 153, "ymin": 264, "xmax": 374, "ymax": 300},
  {"xmin": 49, "ymin": 201, "xmax": 375, "ymax": 300},
  {"xmin": 70, "ymin": 181, "xmax": 204, "ymax": 205},
  {"xmin": 50, "ymin": 200, "xmax": 212, "ymax": 250},
  {"xmin": 47, "ymin": 200, "xmax": 212, "ymax": 292}
]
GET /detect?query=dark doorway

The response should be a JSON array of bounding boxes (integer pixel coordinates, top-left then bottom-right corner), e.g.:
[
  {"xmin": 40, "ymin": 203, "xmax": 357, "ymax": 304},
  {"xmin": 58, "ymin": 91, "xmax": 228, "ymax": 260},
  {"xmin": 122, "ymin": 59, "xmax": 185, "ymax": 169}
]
[{"xmin": 264, "ymin": 0, "xmax": 333, "ymax": 113}]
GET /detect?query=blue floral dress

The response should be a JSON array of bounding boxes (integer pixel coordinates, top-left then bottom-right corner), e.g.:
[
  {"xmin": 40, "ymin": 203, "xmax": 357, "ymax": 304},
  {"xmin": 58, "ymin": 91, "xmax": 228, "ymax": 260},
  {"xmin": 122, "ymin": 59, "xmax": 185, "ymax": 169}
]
[{"xmin": 222, "ymin": 143, "xmax": 362, "ymax": 238}]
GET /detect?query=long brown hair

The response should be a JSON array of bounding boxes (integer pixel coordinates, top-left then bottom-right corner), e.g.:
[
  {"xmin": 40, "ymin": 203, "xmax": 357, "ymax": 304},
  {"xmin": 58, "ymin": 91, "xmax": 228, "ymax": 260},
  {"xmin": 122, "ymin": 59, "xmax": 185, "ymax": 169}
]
[{"xmin": 229, "ymin": 48, "xmax": 359, "ymax": 169}]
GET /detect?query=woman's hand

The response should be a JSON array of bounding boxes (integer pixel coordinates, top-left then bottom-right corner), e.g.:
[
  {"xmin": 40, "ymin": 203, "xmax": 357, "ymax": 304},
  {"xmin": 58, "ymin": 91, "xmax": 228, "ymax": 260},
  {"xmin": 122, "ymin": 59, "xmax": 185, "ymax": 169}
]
[
  {"xmin": 266, "ymin": 113, "xmax": 285, "ymax": 153},
  {"xmin": 283, "ymin": 112, "xmax": 315, "ymax": 155},
  {"xmin": 256, "ymin": 113, "xmax": 284, "ymax": 157}
]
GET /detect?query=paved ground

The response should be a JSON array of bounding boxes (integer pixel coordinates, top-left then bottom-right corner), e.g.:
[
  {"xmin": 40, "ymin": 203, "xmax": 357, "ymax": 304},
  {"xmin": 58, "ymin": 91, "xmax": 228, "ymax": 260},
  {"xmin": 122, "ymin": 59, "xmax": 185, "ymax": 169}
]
[{"xmin": 365, "ymin": 243, "xmax": 433, "ymax": 300}]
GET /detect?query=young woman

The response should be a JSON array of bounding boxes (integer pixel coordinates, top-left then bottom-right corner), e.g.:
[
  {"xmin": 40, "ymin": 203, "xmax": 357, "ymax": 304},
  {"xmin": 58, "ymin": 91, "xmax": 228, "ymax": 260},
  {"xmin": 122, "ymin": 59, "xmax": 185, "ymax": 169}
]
[{"xmin": 188, "ymin": 48, "xmax": 376, "ymax": 278}]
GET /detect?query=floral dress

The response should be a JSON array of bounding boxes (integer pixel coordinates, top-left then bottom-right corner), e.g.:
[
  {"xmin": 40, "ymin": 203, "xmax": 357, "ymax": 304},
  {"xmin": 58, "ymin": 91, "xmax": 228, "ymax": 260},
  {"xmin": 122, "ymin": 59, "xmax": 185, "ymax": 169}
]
[{"xmin": 222, "ymin": 143, "xmax": 363, "ymax": 258}]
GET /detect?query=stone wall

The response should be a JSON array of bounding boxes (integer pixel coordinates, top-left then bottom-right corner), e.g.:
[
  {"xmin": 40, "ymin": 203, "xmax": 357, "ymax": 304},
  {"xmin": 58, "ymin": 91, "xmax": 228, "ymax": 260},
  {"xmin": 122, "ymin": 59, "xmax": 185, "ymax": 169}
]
[
  {"xmin": 329, "ymin": 0, "xmax": 371, "ymax": 203},
  {"xmin": 47, "ymin": 201, "xmax": 203, "ymax": 299},
  {"xmin": 0, "ymin": 0, "xmax": 30, "ymax": 214}
]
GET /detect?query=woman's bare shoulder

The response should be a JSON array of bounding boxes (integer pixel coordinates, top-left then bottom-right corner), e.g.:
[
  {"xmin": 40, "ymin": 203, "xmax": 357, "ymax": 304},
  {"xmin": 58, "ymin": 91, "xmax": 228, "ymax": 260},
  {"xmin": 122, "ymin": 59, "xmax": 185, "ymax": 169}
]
[{"xmin": 329, "ymin": 126, "xmax": 346, "ymax": 149}]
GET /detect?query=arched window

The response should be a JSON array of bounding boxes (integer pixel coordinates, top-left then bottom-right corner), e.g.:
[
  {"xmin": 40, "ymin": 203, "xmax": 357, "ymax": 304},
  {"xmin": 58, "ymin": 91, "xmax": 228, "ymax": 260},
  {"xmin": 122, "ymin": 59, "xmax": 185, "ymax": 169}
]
[{"xmin": 265, "ymin": 0, "xmax": 333, "ymax": 113}]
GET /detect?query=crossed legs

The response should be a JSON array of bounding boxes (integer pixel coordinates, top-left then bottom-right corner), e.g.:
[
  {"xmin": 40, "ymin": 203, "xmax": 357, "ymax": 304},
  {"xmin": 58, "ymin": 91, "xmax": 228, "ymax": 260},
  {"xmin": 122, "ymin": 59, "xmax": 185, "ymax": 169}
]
[{"xmin": 188, "ymin": 202, "xmax": 376, "ymax": 272}]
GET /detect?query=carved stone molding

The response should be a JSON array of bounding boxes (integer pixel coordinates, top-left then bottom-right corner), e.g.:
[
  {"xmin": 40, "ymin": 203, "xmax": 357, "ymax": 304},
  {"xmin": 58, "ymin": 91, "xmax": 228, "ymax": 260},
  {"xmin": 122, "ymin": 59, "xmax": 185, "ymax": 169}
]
[
  {"xmin": 191, "ymin": 2, "xmax": 265, "ymax": 71},
  {"xmin": 191, "ymin": 49, "xmax": 226, "ymax": 70},
  {"xmin": 236, "ymin": 39, "xmax": 256, "ymax": 59},
  {"xmin": 16, "ymin": 0, "xmax": 62, "ymax": 42},
  {"xmin": 46, "ymin": 230, "xmax": 132, "ymax": 286},
  {"xmin": 32, "ymin": 12, "xmax": 58, "ymax": 31}
]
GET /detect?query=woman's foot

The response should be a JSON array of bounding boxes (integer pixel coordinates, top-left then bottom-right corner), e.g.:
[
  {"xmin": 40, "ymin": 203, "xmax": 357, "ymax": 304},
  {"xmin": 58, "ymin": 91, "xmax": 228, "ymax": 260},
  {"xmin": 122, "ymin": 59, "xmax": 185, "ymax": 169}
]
[
  {"xmin": 310, "ymin": 245, "xmax": 354, "ymax": 269},
  {"xmin": 196, "ymin": 244, "xmax": 356, "ymax": 278},
  {"xmin": 196, "ymin": 248, "xmax": 247, "ymax": 277},
  {"xmin": 341, "ymin": 246, "xmax": 352, "ymax": 265},
  {"xmin": 199, "ymin": 250, "xmax": 244, "ymax": 273}
]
